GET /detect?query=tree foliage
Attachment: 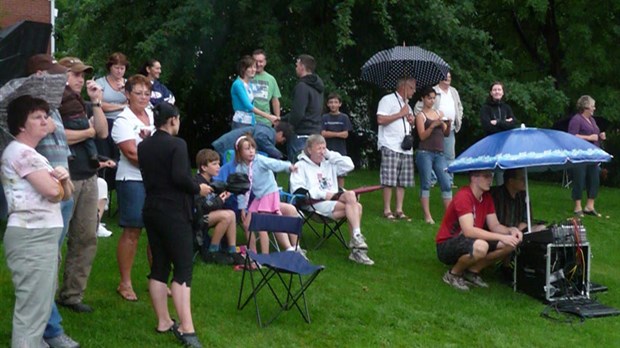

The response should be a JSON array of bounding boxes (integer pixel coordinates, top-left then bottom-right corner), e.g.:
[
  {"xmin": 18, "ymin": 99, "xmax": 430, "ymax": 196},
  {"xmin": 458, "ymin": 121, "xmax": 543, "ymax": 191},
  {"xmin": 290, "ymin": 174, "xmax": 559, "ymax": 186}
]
[{"xmin": 55, "ymin": 0, "xmax": 619, "ymax": 161}]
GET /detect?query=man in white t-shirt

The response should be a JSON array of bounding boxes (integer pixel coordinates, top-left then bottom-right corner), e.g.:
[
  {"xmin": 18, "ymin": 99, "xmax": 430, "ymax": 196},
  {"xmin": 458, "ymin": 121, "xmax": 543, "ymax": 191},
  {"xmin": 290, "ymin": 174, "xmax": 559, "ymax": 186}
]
[
  {"xmin": 376, "ymin": 77, "xmax": 416, "ymax": 221},
  {"xmin": 414, "ymin": 71, "xmax": 463, "ymax": 186}
]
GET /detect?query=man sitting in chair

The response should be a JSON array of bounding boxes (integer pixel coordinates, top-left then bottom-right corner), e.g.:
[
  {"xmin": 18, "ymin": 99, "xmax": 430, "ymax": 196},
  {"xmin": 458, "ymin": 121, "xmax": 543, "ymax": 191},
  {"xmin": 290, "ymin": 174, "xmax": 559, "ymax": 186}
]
[
  {"xmin": 489, "ymin": 169, "xmax": 546, "ymax": 232},
  {"xmin": 290, "ymin": 134, "xmax": 374, "ymax": 265},
  {"xmin": 436, "ymin": 170, "xmax": 523, "ymax": 291}
]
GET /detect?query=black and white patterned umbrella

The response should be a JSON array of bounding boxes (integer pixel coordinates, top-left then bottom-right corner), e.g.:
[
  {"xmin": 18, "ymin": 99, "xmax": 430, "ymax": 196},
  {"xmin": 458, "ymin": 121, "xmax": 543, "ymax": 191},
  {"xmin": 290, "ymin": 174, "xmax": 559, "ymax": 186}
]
[
  {"xmin": 360, "ymin": 46, "xmax": 450, "ymax": 90},
  {"xmin": 0, "ymin": 72, "xmax": 67, "ymax": 151}
]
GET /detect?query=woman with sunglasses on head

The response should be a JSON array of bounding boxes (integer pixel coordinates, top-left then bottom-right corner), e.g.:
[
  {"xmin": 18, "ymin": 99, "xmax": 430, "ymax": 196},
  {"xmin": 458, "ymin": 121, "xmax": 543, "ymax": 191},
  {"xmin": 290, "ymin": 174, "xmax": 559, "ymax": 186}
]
[{"xmin": 111, "ymin": 74, "xmax": 155, "ymax": 302}]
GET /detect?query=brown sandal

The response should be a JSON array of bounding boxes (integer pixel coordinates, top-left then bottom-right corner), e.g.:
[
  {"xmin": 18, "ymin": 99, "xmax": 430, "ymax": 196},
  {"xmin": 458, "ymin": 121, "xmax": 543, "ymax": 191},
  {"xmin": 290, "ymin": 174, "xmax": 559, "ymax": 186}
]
[
  {"xmin": 395, "ymin": 211, "xmax": 412, "ymax": 221},
  {"xmin": 383, "ymin": 212, "xmax": 395, "ymax": 220},
  {"xmin": 117, "ymin": 285, "xmax": 138, "ymax": 302}
]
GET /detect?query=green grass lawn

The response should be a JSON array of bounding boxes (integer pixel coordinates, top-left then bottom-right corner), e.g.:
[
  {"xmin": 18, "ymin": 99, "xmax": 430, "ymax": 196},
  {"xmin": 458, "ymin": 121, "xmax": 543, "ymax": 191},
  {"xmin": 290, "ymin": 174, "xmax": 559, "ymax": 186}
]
[{"xmin": 1, "ymin": 170, "xmax": 619, "ymax": 347}]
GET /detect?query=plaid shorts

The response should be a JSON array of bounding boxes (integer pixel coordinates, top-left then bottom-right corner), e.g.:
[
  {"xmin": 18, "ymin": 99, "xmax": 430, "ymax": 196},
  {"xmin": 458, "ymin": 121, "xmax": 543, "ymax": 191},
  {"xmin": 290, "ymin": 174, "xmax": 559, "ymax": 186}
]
[
  {"xmin": 436, "ymin": 234, "xmax": 498, "ymax": 265},
  {"xmin": 380, "ymin": 147, "xmax": 414, "ymax": 187}
]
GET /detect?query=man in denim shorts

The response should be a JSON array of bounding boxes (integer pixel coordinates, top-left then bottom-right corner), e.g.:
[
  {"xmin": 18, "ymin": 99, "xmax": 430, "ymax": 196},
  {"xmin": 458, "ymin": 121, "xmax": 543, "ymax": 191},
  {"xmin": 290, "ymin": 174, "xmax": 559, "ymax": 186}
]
[
  {"xmin": 376, "ymin": 77, "xmax": 416, "ymax": 221},
  {"xmin": 435, "ymin": 170, "xmax": 523, "ymax": 290}
]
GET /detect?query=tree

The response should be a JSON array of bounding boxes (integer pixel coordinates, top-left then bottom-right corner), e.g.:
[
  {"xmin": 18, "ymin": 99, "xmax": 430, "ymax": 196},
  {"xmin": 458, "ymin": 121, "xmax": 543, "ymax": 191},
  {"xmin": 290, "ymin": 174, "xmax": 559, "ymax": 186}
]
[{"xmin": 54, "ymin": 0, "xmax": 618, "ymax": 165}]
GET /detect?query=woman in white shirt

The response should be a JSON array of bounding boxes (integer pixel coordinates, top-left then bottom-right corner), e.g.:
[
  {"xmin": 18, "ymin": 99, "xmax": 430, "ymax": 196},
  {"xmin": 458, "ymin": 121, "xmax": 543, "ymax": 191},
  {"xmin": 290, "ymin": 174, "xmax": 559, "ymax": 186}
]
[{"xmin": 112, "ymin": 74, "xmax": 155, "ymax": 302}]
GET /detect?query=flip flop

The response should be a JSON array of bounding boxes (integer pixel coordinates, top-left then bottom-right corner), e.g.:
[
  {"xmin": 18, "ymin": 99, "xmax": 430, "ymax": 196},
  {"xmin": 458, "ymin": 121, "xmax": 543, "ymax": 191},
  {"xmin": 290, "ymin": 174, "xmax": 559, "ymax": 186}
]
[
  {"xmin": 574, "ymin": 210, "xmax": 584, "ymax": 218},
  {"xmin": 117, "ymin": 285, "xmax": 138, "ymax": 302},
  {"xmin": 583, "ymin": 209, "xmax": 601, "ymax": 217},
  {"xmin": 383, "ymin": 212, "xmax": 395, "ymax": 220}
]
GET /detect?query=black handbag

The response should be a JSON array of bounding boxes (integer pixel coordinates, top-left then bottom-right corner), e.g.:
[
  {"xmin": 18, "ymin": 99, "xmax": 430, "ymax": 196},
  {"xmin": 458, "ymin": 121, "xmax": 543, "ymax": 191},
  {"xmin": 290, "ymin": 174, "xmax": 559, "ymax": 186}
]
[
  {"xmin": 400, "ymin": 117, "xmax": 414, "ymax": 150},
  {"xmin": 395, "ymin": 92, "xmax": 415, "ymax": 151}
]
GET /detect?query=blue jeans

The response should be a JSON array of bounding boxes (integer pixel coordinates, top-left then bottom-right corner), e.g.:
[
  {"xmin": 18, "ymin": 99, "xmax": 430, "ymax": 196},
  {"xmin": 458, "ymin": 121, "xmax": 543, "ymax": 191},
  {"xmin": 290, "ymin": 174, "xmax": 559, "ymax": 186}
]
[
  {"xmin": 416, "ymin": 150, "xmax": 452, "ymax": 199},
  {"xmin": 430, "ymin": 130, "xmax": 456, "ymax": 185},
  {"xmin": 287, "ymin": 134, "xmax": 308, "ymax": 162},
  {"xmin": 44, "ymin": 198, "xmax": 75, "ymax": 339}
]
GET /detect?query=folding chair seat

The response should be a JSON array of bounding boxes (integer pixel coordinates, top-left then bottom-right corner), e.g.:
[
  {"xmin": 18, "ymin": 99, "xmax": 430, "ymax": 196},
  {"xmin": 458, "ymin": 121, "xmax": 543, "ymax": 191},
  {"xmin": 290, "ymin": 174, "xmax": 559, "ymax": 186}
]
[
  {"xmin": 282, "ymin": 190, "xmax": 348, "ymax": 251},
  {"xmin": 237, "ymin": 213, "xmax": 325, "ymax": 327}
]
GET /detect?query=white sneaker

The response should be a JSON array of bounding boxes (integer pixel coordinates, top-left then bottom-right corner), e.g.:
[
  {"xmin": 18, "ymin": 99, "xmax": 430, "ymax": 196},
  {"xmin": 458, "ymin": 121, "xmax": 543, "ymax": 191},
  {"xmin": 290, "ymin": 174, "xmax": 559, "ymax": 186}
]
[
  {"xmin": 97, "ymin": 224, "xmax": 112, "ymax": 238},
  {"xmin": 295, "ymin": 247, "xmax": 309, "ymax": 261},
  {"xmin": 348, "ymin": 249, "xmax": 374, "ymax": 265},
  {"xmin": 45, "ymin": 333, "xmax": 80, "ymax": 348},
  {"xmin": 349, "ymin": 234, "xmax": 368, "ymax": 249}
]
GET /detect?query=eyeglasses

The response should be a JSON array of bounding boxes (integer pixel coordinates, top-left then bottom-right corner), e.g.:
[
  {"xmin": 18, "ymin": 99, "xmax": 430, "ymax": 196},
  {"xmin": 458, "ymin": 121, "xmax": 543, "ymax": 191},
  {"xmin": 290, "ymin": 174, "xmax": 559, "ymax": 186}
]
[{"xmin": 131, "ymin": 91, "xmax": 151, "ymax": 98}]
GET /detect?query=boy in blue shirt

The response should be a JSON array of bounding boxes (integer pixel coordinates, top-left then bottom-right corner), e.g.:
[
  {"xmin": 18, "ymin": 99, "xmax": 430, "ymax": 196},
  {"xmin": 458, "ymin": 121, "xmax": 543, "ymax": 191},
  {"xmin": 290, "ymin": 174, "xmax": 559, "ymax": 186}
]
[{"xmin": 321, "ymin": 93, "xmax": 352, "ymax": 187}]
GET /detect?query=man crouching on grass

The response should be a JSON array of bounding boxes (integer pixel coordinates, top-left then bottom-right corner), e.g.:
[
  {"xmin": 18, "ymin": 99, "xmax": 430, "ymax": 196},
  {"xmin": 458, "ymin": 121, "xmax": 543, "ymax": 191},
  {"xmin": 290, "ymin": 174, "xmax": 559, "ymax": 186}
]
[{"xmin": 435, "ymin": 170, "xmax": 523, "ymax": 290}]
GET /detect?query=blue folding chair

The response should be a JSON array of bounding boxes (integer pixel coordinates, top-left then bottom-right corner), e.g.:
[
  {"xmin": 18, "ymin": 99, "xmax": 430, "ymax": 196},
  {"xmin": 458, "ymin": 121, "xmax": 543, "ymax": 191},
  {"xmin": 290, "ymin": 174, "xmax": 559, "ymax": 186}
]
[
  {"xmin": 282, "ymin": 189, "xmax": 349, "ymax": 251},
  {"xmin": 237, "ymin": 213, "xmax": 325, "ymax": 327}
]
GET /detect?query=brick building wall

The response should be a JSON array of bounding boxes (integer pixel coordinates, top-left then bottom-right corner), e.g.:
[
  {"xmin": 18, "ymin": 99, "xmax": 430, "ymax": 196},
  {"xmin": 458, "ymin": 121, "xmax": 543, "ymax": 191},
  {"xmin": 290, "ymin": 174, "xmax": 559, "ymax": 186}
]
[{"xmin": 0, "ymin": 0, "xmax": 51, "ymax": 28}]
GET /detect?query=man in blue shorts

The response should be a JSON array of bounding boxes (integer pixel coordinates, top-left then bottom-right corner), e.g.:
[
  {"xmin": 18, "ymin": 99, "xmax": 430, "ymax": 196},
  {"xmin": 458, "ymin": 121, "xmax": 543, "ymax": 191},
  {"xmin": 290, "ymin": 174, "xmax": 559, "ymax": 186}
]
[{"xmin": 435, "ymin": 170, "xmax": 522, "ymax": 290}]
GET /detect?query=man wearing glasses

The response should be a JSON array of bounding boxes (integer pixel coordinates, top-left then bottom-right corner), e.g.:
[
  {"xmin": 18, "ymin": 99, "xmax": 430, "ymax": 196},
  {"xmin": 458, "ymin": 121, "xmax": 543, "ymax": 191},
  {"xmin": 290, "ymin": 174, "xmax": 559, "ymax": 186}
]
[
  {"xmin": 56, "ymin": 57, "xmax": 108, "ymax": 313},
  {"xmin": 376, "ymin": 77, "xmax": 416, "ymax": 221},
  {"xmin": 435, "ymin": 170, "xmax": 523, "ymax": 291}
]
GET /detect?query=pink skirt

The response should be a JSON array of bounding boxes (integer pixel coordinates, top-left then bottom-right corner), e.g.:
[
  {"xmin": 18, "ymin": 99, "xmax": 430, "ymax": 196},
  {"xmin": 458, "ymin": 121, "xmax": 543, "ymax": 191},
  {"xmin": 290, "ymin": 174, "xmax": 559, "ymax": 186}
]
[{"xmin": 248, "ymin": 191, "xmax": 281, "ymax": 215}]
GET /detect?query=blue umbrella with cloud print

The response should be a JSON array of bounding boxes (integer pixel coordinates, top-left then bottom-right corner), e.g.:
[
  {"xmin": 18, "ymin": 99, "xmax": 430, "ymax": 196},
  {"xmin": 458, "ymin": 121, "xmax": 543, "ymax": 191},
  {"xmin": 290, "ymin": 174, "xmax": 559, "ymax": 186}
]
[{"xmin": 448, "ymin": 124, "xmax": 612, "ymax": 232}]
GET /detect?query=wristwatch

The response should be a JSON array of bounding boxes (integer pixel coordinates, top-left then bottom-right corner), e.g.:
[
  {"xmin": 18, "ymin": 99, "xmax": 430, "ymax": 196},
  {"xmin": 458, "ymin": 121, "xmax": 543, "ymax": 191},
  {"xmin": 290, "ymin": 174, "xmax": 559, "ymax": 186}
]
[{"xmin": 93, "ymin": 100, "xmax": 102, "ymax": 108}]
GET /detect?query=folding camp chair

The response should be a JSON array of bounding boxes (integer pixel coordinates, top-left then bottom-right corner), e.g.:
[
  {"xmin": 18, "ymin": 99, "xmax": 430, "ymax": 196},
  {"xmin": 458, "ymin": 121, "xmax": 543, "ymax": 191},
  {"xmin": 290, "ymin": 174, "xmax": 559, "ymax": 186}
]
[
  {"xmin": 282, "ymin": 190, "xmax": 349, "ymax": 251},
  {"xmin": 237, "ymin": 213, "xmax": 325, "ymax": 327}
]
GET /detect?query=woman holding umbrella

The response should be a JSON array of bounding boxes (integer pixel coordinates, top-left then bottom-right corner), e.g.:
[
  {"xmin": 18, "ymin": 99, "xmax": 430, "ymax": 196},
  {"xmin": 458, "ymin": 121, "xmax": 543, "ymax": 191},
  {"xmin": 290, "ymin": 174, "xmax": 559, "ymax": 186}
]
[
  {"xmin": 569, "ymin": 95, "xmax": 606, "ymax": 217},
  {"xmin": 415, "ymin": 86, "xmax": 452, "ymax": 224}
]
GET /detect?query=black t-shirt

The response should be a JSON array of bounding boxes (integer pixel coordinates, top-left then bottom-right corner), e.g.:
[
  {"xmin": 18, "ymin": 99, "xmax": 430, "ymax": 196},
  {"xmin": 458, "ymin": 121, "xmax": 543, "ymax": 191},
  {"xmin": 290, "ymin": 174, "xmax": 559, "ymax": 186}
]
[{"xmin": 67, "ymin": 102, "xmax": 98, "ymax": 180}]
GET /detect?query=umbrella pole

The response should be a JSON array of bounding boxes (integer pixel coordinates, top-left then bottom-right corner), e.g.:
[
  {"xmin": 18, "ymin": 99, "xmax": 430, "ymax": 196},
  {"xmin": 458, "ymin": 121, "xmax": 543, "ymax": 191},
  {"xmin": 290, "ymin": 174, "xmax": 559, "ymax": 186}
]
[{"xmin": 525, "ymin": 168, "xmax": 532, "ymax": 233}]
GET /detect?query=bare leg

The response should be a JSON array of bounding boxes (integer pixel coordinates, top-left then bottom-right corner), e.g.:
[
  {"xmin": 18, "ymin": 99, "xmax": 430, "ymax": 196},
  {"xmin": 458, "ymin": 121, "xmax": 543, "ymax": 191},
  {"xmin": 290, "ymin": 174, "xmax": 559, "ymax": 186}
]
[
  {"xmin": 574, "ymin": 199, "xmax": 582, "ymax": 212},
  {"xmin": 420, "ymin": 197, "xmax": 433, "ymax": 224},
  {"xmin": 149, "ymin": 279, "xmax": 174, "ymax": 331},
  {"xmin": 171, "ymin": 281, "xmax": 195, "ymax": 334},
  {"xmin": 443, "ymin": 198, "xmax": 451, "ymax": 210},
  {"xmin": 450, "ymin": 239, "xmax": 489, "ymax": 275},
  {"xmin": 207, "ymin": 210, "xmax": 233, "ymax": 246},
  {"xmin": 97, "ymin": 199, "xmax": 107, "ymax": 222},
  {"xmin": 382, "ymin": 187, "xmax": 392, "ymax": 215},
  {"xmin": 279, "ymin": 202, "xmax": 300, "ymax": 246},
  {"xmin": 585, "ymin": 198, "xmax": 596, "ymax": 212},
  {"xmin": 395, "ymin": 186, "xmax": 405, "ymax": 214},
  {"xmin": 117, "ymin": 227, "xmax": 142, "ymax": 300}
]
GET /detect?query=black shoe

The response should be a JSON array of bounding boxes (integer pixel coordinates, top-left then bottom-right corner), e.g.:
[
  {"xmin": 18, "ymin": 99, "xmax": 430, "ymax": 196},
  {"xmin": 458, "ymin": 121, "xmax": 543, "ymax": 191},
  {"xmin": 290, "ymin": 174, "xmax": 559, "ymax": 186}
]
[
  {"xmin": 202, "ymin": 250, "xmax": 234, "ymax": 265},
  {"xmin": 57, "ymin": 300, "xmax": 93, "ymax": 313},
  {"xmin": 174, "ymin": 331, "xmax": 203, "ymax": 348},
  {"xmin": 229, "ymin": 252, "xmax": 245, "ymax": 266}
]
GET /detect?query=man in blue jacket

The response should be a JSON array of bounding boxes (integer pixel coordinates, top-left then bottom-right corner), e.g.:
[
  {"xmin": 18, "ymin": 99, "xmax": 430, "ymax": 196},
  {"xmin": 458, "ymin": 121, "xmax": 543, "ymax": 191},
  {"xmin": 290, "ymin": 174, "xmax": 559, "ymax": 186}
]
[{"xmin": 211, "ymin": 122, "xmax": 293, "ymax": 161}]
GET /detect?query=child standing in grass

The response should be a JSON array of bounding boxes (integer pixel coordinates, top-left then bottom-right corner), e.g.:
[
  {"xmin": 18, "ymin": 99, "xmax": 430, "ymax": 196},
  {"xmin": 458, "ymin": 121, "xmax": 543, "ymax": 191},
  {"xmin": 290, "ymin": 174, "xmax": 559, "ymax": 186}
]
[
  {"xmin": 234, "ymin": 134, "xmax": 304, "ymax": 255},
  {"xmin": 321, "ymin": 92, "xmax": 352, "ymax": 188}
]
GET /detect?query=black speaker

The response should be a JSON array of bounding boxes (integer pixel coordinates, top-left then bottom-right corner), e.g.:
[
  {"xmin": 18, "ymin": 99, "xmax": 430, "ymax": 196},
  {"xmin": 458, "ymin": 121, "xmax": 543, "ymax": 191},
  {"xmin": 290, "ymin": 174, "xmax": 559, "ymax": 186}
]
[{"xmin": 516, "ymin": 241, "xmax": 590, "ymax": 302}]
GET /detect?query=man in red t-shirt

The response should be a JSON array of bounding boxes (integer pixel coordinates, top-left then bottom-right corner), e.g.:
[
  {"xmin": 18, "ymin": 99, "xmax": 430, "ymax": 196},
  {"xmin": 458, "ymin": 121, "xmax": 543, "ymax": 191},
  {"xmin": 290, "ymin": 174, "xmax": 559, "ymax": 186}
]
[{"xmin": 435, "ymin": 170, "xmax": 523, "ymax": 290}]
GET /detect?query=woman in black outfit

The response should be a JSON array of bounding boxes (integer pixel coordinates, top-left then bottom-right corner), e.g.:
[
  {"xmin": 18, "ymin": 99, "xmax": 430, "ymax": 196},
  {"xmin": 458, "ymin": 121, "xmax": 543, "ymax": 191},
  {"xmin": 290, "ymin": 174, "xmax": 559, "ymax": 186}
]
[
  {"xmin": 479, "ymin": 81, "xmax": 519, "ymax": 135},
  {"xmin": 138, "ymin": 102, "xmax": 210, "ymax": 348}
]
